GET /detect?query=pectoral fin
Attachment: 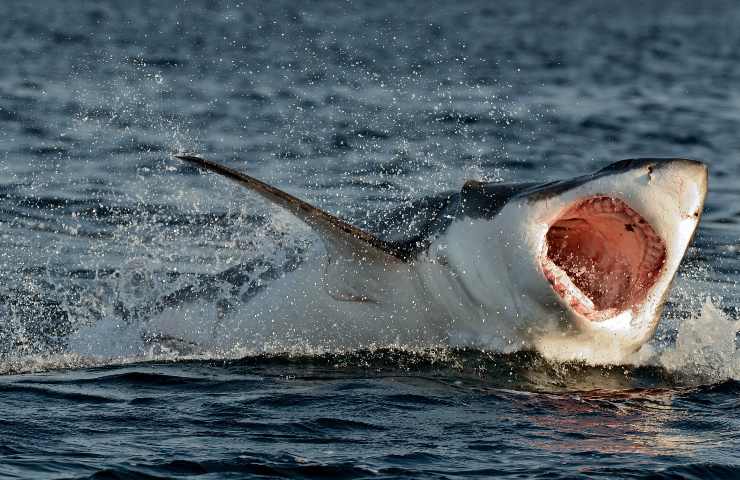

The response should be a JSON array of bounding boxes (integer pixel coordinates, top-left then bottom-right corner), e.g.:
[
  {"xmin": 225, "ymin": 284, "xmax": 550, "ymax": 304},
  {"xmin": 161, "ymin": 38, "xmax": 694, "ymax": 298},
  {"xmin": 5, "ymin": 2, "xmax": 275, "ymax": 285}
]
[{"xmin": 174, "ymin": 154, "xmax": 406, "ymax": 302}]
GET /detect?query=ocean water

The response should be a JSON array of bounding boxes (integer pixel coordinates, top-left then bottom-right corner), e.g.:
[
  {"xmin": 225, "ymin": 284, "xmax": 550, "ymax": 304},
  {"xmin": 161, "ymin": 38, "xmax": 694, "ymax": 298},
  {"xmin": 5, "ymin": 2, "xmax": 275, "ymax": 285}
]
[{"xmin": 1, "ymin": 0, "xmax": 740, "ymax": 478}]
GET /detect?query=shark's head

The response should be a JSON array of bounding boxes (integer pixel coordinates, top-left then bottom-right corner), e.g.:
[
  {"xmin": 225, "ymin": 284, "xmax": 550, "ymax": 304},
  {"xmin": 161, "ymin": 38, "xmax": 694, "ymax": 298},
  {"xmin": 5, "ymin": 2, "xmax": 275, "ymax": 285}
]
[{"xmin": 481, "ymin": 158, "xmax": 708, "ymax": 353}]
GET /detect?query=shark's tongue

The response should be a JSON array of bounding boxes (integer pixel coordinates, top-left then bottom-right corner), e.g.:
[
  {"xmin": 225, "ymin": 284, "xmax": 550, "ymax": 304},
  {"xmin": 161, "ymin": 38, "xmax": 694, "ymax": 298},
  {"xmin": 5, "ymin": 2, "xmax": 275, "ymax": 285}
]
[{"xmin": 543, "ymin": 196, "xmax": 666, "ymax": 319}]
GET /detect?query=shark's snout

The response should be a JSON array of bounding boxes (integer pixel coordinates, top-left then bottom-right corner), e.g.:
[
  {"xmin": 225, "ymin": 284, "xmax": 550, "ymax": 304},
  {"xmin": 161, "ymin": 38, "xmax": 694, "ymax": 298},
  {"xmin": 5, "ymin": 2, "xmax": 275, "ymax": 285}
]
[{"xmin": 661, "ymin": 159, "xmax": 708, "ymax": 219}]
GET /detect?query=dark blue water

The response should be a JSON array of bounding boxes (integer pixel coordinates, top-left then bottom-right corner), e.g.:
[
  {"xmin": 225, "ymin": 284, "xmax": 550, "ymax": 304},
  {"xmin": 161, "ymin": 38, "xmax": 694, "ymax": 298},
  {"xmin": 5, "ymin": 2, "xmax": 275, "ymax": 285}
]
[{"xmin": 1, "ymin": 0, "xmax": 740, "ymax": 478}]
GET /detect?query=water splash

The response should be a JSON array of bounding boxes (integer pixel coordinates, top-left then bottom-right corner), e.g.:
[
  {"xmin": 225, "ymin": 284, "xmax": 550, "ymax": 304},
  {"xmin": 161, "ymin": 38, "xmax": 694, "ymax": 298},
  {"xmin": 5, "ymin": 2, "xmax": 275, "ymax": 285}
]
[
  {"xmin": 658, "ymin": 299, "xmax": 740, "ymax": 381},
  {"xmin": 0, "ymin": 301, "xmax": 737, "ymax": 393}
]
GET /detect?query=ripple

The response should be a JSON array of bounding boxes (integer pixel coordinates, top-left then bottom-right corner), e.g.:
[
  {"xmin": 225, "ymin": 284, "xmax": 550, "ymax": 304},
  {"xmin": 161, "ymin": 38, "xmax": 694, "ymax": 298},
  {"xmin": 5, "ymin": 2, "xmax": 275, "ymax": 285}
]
[{"xmin": 0, "ymin": 384, "xmax": 120, "ymax": 404}]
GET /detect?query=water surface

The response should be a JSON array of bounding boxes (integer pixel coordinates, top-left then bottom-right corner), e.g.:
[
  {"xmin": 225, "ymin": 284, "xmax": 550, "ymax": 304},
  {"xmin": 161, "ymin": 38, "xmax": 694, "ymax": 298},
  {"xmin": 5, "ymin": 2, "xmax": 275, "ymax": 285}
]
[{"xmin": 1, "ymin": 1, "xmax": 739, "ymax": 478}]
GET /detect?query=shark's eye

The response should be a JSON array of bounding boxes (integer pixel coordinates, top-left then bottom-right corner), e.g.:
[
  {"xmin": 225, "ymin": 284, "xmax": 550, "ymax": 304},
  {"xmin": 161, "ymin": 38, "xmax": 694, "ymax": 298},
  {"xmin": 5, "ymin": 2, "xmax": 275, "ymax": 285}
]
[{"xmin": 541, "ymin": 196, "xmax": 666, "ymax": 320}]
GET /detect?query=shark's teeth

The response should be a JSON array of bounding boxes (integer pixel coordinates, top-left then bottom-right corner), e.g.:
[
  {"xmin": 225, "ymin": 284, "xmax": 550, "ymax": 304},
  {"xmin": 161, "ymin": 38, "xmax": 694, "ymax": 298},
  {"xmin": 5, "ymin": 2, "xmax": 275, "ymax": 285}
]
[
  {"xmin": 542, "ymin": 195, "xmax": 667, "ymax": 321},
  {"xmin": 542, "ymin": 258, "xmax": 595, "ymax": 314}
]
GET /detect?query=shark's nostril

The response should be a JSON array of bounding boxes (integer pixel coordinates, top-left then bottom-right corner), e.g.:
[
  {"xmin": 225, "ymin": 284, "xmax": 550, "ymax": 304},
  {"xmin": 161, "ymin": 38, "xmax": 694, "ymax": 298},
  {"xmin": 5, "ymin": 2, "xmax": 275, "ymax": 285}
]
[{"xmin": 542, "ymin": 196, "xmax": 666, "ymax": 319}]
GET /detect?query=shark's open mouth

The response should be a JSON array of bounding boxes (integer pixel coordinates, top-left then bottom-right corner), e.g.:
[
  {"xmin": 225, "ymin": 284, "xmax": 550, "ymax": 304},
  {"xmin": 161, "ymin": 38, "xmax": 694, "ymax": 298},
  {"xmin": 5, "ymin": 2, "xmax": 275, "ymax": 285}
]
[{"xmin": 541, "ymin": 196, "xmax": 666, "ymax": 320}]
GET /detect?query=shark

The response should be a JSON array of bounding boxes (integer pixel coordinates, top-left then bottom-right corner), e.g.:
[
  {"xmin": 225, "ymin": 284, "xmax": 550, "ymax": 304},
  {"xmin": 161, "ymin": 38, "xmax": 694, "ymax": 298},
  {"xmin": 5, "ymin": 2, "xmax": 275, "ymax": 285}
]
[{"xmin": 170, "ymin": 155, "xmax": 707, "ymax": 361}]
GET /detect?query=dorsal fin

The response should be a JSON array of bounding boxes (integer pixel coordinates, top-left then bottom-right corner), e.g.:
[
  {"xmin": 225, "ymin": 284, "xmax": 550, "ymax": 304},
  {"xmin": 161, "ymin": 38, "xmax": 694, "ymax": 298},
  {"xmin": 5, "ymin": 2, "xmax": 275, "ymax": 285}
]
[
  {"xmin": 462, "ymin": 179, "xmax": 485, "ymax": 191},
  {"xmin": 459, "ymin": 180, "xmax": 536, "ymax": 219},
  {"xmin": 174, "ymin": 154, "xmax": 406, "ymax": 302}
]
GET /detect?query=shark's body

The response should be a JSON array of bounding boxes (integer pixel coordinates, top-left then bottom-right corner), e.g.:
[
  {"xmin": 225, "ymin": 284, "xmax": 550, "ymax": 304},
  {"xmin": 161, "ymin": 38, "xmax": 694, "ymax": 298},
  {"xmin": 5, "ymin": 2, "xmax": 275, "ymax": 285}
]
[{"xmin": 166, "ymin": 155, "xmax": 707, "ymax": 361}]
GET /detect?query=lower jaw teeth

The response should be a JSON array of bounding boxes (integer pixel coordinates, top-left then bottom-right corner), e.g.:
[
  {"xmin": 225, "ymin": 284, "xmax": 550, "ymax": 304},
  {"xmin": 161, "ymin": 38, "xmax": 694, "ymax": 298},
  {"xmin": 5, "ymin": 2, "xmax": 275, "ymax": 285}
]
[{"xmin": 544, "ymin": 260, "xmax": 595, "ymax": 312}]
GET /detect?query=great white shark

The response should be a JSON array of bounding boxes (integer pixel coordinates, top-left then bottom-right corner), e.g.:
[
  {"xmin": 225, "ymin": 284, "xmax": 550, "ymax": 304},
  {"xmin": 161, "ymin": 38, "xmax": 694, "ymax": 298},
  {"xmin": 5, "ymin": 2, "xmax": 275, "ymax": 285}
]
[{"xmin": 168, "ymin": 155, "xmax": 707, "ymax": 360}]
